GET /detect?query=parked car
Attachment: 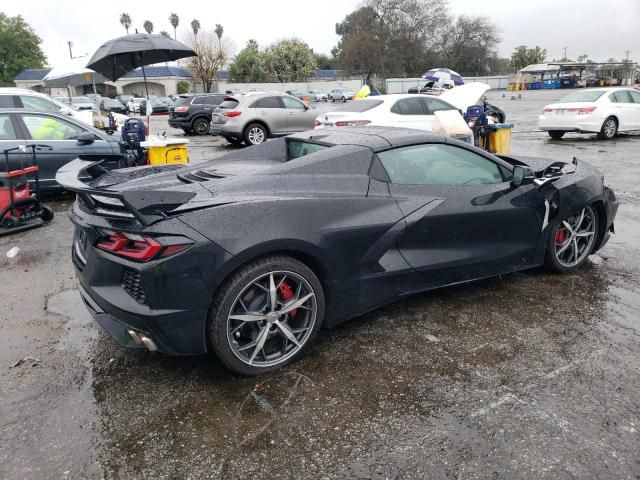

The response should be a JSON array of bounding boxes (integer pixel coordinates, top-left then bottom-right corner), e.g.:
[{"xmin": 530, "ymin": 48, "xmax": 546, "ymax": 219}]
[
  {"xmin": 70, "ymin": 96, "xmax": 96, "ymax": 111},
  {"xmin": 0, "ymin": 110, "xmax": 121, "ymax": 191},
  {"xmin": 116, "ymin": 95, "xmax": 134, "ymax": 107},
  {"xmin": 328, "ymin": 88, "xmax": 355, "ymax": 102},
  {"xmin": 315, "ymin": 83, "xmax": 490, "ymax": 136},
  {"xmin": 159, "ymin": 96, "xmax": 173, "ymax": 107},
  {"xmin": 168, "ymin": 93, "xmax": 226, "ymax": 135},
  {"xmin": 0, "ymin": 88, "xmax": 94, "ymax": 126},
  {"xmin": 100, "ymin": 98, "xmax": 128, "ymax": 113},
  {"xmin": 308, "ymin": 90, "xmax": 328, "ymax": 102},
  {"xmin": 148, "ymin": 98, "xmax": 169, "ymax": 115},
  {"xmin": 58, "ymin": 126, "xmax": 618, "ymax": 375},
  {"xmin": 538, "ymin": 87, "xmax": 640, "ymax": 140},
  {"xmin": 211, "ymin": 92, "xmax": 317, "ymax": 145}
]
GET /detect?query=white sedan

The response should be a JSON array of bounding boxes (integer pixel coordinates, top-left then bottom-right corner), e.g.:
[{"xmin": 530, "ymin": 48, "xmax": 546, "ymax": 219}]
[
  {"xmin": 539, "ymin": 87, "xmax": 640, "ymax": 140},
  {"xmin": 314, "ymin": 83, "xmax": 489, "ymax": 134}
]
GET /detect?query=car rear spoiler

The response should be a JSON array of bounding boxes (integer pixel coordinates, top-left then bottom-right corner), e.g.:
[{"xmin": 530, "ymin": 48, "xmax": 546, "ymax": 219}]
[{"xmin": 56, "ymin": 159, "xmax": 196, "ymax": 226}]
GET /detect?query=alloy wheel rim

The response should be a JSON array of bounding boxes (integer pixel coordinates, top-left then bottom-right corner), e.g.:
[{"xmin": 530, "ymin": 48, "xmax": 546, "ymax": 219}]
[
  {"xmin": 248, "ymin": 127, "xmax": 265, "ymax": 144},
  {"xmin": 554, "ymin": 206, "xmax": 597, "ymax": 268},
  {"xmin": 604, "ymin": 120, "xmax": 616, "ymax": 137},
  {"xmin": 227, "ymin": 271, "xmax": 317, "ymax": 367},
  {"xmin": 196, "ymin": 122, "xmax": 208, "ymax": 133}
]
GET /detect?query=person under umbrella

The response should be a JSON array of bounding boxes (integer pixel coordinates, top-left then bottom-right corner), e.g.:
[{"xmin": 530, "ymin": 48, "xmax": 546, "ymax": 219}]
[
  {"xmin": 422, "ymin": 68, "xmax": 464, "ymax": 87},
  {"xmin": 86, "ymin": 33, "xmax": 196, "ymax": 134}
]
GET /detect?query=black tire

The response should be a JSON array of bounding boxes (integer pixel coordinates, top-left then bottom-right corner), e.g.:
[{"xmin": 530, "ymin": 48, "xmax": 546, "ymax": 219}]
[
  {"xmin": 2, "ymin": 215, "xmax": 19, "ymax": 228},
  {"xmin": 548, "ymin": 130, "xmax": 565, "ymax": 140},
  {"xmin": 331, "ymin": 96, "xmax": 335, "ymax": 103},
  {"xmin": 192, "ymin": 118, "xmax": 210, "ymax": 136},
  {"xmin": 341, "ymin": 96, "xmax": 347, "ymax": 102},
  {"xmin": 544, "ymin": 205, "xmax": 599, "ymax": 273},
  {"xmin": 243, "ymin": 123, "xmax": 268, "ymax": 145},
  {"xmin": 208, "ymin": 255, "xmax": 325, "ymax": 375},
  {"xmin": 224, "ymin": 136, "xmax": 242, "ymax": 145},
  {"xmin": 40, "ymin": 206, "xmax": 54, "ymax": 222},
  {"xmin": 597, "ymin": 116, "xmax": 618, "ymax": 140}
]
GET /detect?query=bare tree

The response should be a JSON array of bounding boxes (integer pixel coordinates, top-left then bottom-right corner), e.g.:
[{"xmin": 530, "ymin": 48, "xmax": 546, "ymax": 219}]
[
  {"xmin": 185, "ymin": 30, "xmax": 235, "ymax": 92},
  {"xmin": 119, "ymin": 13, "xmax": 132, "ymax": 34},
  {"xmin": 143, "ymin": 20, "xmax": 154, "ymax": 34},
  {"xmin": 169, "ymin": 13, "xmax": 180, "ymax": 39},
  {"xmin": 191, "ymin": 19, "xmax": 201, "ymax": 36}
]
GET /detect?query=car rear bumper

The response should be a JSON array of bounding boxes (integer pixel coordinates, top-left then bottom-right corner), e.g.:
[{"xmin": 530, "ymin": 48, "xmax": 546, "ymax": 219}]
[
  {"xmin": 168, "ymin": 117, "xmax": 190, "ymax": 128},
  {"xmin": 69, "ymin": 204, "xmax": 232, "ymax": 355},
  {"xmin": 538, "ymin": 114, "xmax": 602, "ymax": 133}
]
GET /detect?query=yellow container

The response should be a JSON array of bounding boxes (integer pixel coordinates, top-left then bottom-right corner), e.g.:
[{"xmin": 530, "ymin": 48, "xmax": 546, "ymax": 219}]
[
  {"xmin": 146, "ymin": 144, "xmax": 189, "ymax": 165},
  {"xmin": 487, "ymin": 125, "xmax": 512, "ymax": 155}
]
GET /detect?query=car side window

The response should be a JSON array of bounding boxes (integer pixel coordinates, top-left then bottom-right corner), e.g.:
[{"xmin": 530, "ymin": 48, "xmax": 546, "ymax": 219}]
[
  {"xmin": 0, "ymin": 96, "xmax": 16, "ymax": 108},
  {"xmin": 422, "ymin": 97, "xmax": 455, "ymax": 114},
  {"xmin": 281, "ymin": 97, "xmax": 305, "ymax": 109},
  {"xmin": 20, "ymin": 95, "xmax": 60, "ymax": 112},
  {"xmin": 612, "ymin": 91, "xmax": 632, "ymax": 103},
  {"xmin": 378, "ymin": 144, "xmax": 504, "ymax": 186},
  {"xmin": 0, "ymin": 114, "xmax": 17, "ymax": 140},
  {"xmin": 21, "ymin": 115, "xmax": 85, "ymax": 140},
  {"xmin": 204, "ymin": 96, "xmax": 223, "ymax": 105},
  {"xmin": 391, "ymin": 97, "xmax": 426, "ymax": 115},
  {"xmin": 192, "ymin": 96, "xmax": 206, "ymax": 105},
  {"xmin": 251, "ymin": 97, "xmax": 281, "ymax": 108},
  {"xmin": 629, "ymin": 90, "xmax": 640, "ymax": 103}
]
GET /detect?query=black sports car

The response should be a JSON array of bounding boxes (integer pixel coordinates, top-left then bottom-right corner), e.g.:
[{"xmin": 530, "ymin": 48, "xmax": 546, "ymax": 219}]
[{"xmin": 57, "ymin": 127, "xmax": 618, "ymax": 375}]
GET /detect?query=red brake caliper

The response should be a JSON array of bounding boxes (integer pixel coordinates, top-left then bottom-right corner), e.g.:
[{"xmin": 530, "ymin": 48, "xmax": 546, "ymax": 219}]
[
  {"xmin": 278, "ymin": 281, "xmax": 297, "ymax": 318},
  {"xmin": 555, "ymin": 228, "xmax": 566, "ymax": 246}
]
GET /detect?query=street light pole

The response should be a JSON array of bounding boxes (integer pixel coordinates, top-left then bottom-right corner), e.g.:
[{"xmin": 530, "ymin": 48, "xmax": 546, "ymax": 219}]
[
  {"xmin": 562, "ymin": 46, "xmax": 568, "ymax": 60},
  {"xmin": 67, "ymin": 41, "xmax": 73, "ymax": 59}
]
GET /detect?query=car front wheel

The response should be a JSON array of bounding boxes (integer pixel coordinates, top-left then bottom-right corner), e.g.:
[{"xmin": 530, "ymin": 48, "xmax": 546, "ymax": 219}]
[
  {"xmin": 208, "ymin": 255, "xmax": 325, "ymax": 375},
  {"xmin": 597, "ymin": 116, "xmax": 618, "ymax": 140},
  {"xmin": 545, "ymin": 205, "xmax": 598, "ymax": 272},
  {"xmin": 548, "ymin": 130, "xmax": 565, "ymax": 140}
]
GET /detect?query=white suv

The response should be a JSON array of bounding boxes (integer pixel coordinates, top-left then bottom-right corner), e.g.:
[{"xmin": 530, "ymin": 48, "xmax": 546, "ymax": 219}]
[{"xmin": 0, "ymin": 88, "xmax": 95, "ymax": 126}]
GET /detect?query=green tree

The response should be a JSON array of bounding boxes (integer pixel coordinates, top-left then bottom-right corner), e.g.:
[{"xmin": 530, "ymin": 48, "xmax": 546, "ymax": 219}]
[
  {"xmin": 160, "ymin": 30, "xmax": 170, "ymax": 37},
  {"xmin": 143, "ymin": 20, "xmax": 154, "ymax": 34},
  {"xmin": 177, "ymin": 80, "xmax": 190, "ymax": 94},
  {"xmin": 119, "ymin": 13, "xmax": 132, "ymax": 34},
  {"xmin": 266, "ymin": 38, "xmax": 317, "ymax": 82},
  {"xmin": 315, "ymin": 53, "xmax": 337, "ymax": 70},
  {"xmin": 229, "ymin": 40, "xmax": 269, "ymax": 82},
  {"xmin": 190, "ymin": 19, "xmax": 200, "ymax": 36},
  {"xmin": 0, "ymin": 13, "xmax": 46, "ymax": 85},
  {"xmin": 169, "ymin": 13, "xmax": 179, "ymax": 39},
  {"xmin": 511, "ymin": 45, "xmax": 546, "ymax": 72}
]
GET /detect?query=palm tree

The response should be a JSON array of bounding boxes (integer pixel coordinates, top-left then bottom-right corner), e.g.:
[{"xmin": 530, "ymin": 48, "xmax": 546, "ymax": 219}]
[
  {"xmin": 190, "ymin": 19, "xmax": 200, "ymax": 37},
  {"xmin": 215, "ymin": 24, "xmax": 224, "ymax": 48},
  {"xmin": 143, "ymin": 20, "xmax": 154, "ymax": 34},
  {"xmin": 119, "ymin": 13, "xmax": 132, "ymax": 34},
  {"xmin": 169, "ymin": 13, "xmax": 180, "ymax": 40}
]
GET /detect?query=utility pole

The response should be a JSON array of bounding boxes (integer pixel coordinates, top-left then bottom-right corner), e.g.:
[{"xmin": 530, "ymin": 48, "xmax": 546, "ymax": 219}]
[
  {"xmin": 562, "ymin": 46, "xmax": 568, "ymax": 60},
  {"xmin": 624, "ymin": 50, "xmax": 631, "ymax": 61},
  {"xmin": 67, "ymin": 41, "xmax": 73, "ymax": 59}
]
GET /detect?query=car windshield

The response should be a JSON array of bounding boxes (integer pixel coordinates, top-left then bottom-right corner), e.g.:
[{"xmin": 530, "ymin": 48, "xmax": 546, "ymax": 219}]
[
  {"xmin": 172, "ymin": 96, "xmax": 192, "ymax": 107},
  {"xmin": 287, "ymin": 140, "xmax": 329, "ymax": 160},
  {"xmin": 332, "ymin": 99, "xmax": 383, "ymax": 112},
  {"xmin": 219, "ymin": 99, "xmax": 239, "ymax": 109},
  {"xmin": 560, "ymin": 90, "xmax": 605, "ymax": 102}
]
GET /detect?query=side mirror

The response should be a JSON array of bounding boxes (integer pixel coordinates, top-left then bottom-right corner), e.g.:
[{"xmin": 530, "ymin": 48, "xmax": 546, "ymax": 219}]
[
  {"xmin": 511, "ymin": 165, "xmax": 534, "ymax": 187},
  {"xmin": 77, "ymin": 131, "xmax": 95, "ymax": 145}
]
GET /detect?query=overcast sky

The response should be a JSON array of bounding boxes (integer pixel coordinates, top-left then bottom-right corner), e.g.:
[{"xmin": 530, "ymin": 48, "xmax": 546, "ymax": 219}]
[{"xmin": 4, "ymin": 0, "xmax": 638, "ymax": 68}]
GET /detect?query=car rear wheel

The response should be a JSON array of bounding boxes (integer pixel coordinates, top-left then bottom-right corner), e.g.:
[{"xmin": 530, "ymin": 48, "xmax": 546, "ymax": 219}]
[
  {"xmin": 548, "ymin": 130, "xmax": 565, "ymax": 140},
  {"xmin": 545, "ymin": 205, "xmax": 598, "ymax": 272},
  {"xmin": 597, "ymin": 117, "xmax": 618, "ymax": 140},
  {"xmin": 224, "ymin": 136, "xmax": 242, "ymax": 145},
  {"xmin": 244, "ymin": 123, "xmax": 267, "ymax": 145},
  {"xmin": 208, "ymin": 255, "xmax": 325, "ymax": 375},
  {"xmin": 192, "ymin": 118, "xmax": 210, "ymax": 135}
]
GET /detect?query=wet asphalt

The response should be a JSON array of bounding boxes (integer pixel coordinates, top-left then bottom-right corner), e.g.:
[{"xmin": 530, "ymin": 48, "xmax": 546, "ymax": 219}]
[{"xmin": 1, "ymin": 90, "xmax": 639, "ymax": 479}]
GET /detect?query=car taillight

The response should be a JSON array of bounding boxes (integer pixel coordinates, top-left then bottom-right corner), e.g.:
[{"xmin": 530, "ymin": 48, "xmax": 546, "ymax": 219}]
[
  {"xmin": 575, "ymin": 106, "xmax": 596, "ymax": 115},
  {"xmin": 96, "ymin": 230, "xmax": 191, "ymax": 262},
  {"xmin": 543, "ymin": 108, "xmax": 553, "ymax": 113},
  {"xmin": 174, "ymin": 106, "xmax": 188, "ymax": 112},
  {"xmin": 223, "ymin": 111, "xmax": 242, "ymax": 117},
  {"xmin": 314, "ymin": 120, "xmax": 321, "ymax": 126},
  {"xmin": 335, "ymin": 120, "xmax": 371, "ymax": 127}
]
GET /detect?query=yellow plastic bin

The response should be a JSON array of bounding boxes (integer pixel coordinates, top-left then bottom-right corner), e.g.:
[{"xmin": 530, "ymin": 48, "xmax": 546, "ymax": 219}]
[
  {"xmin": 487, "ymin": 123, "xmax": 514, "ymax": 155},
  {"xmin": 141, "ymin": 137, "xmax": 190, "ymax": 165}
]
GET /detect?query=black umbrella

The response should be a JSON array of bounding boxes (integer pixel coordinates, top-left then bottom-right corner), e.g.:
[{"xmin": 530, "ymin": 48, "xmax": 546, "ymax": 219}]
[{"xmin": 86, "ymin": 33, "xmax": 196, "ymax": 132}]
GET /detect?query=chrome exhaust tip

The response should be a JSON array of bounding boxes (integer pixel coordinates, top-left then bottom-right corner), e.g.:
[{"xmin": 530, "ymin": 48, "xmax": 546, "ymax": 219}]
[
  {"xmin": 127, "ymin": 329, "xmax": 143, "ymax": 345},
  {"xmin": 139, "ymin": 335, "xmax": 158, "ymax": 352}
]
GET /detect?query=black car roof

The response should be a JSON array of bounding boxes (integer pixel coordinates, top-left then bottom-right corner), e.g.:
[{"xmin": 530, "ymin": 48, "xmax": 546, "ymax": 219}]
[{"xmin": 289, "ymin": 127, "xmax": 445, "ymax": 151}]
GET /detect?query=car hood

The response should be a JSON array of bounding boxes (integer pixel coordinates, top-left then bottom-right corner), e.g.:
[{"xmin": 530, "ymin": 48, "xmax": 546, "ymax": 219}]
[{"xmin": 439, "ymin": 82, "xmax": 491, "ymax": 111}]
